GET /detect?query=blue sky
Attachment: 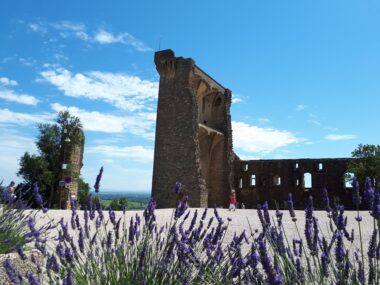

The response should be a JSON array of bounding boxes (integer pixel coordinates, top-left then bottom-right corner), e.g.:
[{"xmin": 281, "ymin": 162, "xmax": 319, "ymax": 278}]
[{"xmin": 0, "ymin": 0, "xmax": 379, "ymax": 192}]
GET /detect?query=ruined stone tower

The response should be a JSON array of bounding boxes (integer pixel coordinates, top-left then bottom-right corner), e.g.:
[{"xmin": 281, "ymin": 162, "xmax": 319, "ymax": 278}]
[
  {"xmin": 152, "ymin": 50, "xmax": 234, "ymax": 208},
  {"xmin": 57, "ymin": 130, "xmax": 84, "ymax": 209}
]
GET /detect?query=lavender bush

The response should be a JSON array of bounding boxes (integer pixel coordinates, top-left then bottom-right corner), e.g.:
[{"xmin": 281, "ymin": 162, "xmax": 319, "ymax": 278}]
[
  {"xmin": 0, "ymin": 183, "xmax": 42, "ymax": 254},
  {"xmin": 3, "ymin": 174, "xmax": 380, "ymax": 284}
]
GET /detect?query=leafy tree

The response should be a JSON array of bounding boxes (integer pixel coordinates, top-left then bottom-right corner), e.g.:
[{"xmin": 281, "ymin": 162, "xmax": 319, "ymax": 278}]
[
  {"xmin": 348, "ymin": 144, "xmax": 380, "ymax": 185},
  {"xmin": 118, "ymin": 197, "xmax": 128, "ymax": 210},
  {"xmin": 78, "ymin": 177, "xmax": 90, "ymax": 208},
  {"xmin": 17, "ymin": 111, "xmax": 85, "ymax": 208},
  {"xmin": 108, "ymin": 197, "xmax": 128, "ymax": 210},
  {"xmin": 17, "ymin": 153, "xmax": 52, "ymax": 199}
]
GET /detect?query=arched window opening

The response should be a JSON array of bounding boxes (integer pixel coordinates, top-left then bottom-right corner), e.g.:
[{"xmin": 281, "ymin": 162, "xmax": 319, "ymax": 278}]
[
  {"xmin": 239, "ymin": 178, "xmax": 243, "ymax": 189},
  {"xmin": 344, "ymin": 172, "xmax": 354, "ymax": 188},
  {"xmin": 214, "ymin": 97, "xmax": 222, "ymax": 107},
  {"xmin": 295, "ymin": 163, "xmax": 299, "ymax": 170},
  {"xmin": 242, "ymin": 164, "xmax": 248, "ymax": 172},
  {"xmin": 303, "ymin": 172, "xmax": 312, "ymax": 188},
  {"xmin": 296, "ymin": 179, "xmax": 299, "ymax": 186},
  {"xmin": 273, "ymin": 175, "xmax": 281, "ymax": 186},
  {"xmin": 318, "ymin": 163, "xmax": 324, "ymax": 171},
  {"xmin": 251, "ymin": 174, "xmax": 256, "ymax": 186}
]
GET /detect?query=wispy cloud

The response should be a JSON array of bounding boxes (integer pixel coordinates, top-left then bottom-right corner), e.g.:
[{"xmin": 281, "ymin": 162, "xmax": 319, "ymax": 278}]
[
  {"xmin": 87, "ymin": 145, "xmax": 154, "ymax": 163},
  {"xmin": 256, "ymin": 118, "xmax": 270, "ymax": 124},
  {"xmin": 0, "ymin": 108, "xmax": 53, "ymax": 125},
  {"xmin": 232, "ymin": 121, "xmax": 300, "ymax": 154},
  {"xmin": 308, "ymin": 119, "xmax": 322, "ymax": 126},
  {"xmin": 231, "ymin": 93, "xmax": 243, "ymax": 104},
  {"xmin": 51, "ymin": 103, "xmax": 156, "ymax": 138},
  {"xmin": 0, "ymin": 77, "xmax": 39, "ymax": 106},
  {"xmin": 0, "ymin": 77, "xmax": 17, "ymax": 86},
  {"xmin": 325, "ymin": 134, "xmax": 357, "ymax": 141},
  {"xmin": 0, "ymin": 90, "xmax": 39, "ymax": 106},
  {"xmin": 28, "ymin": 21, "xmax": 151, "ymax": 52},
  {"xmin": 296, "ymin": 104, "xmax": 306, "ymax": 111},
  {"xmin": 93, "ymin": 29, "xmax": 152, "ymax": 52},
  {"xmin": 40, "ymin": 67, "xmax": 158, "ymax": 111}
]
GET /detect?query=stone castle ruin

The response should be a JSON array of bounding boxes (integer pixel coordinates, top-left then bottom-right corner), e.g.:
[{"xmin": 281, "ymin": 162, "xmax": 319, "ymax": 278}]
[
  {"xmin": 152, "ymin": 50, "xmax": 353, "ymax": 209},
  {"xmin": 57, "ymin": 131, "xmax": 85, "ymax": 209}
]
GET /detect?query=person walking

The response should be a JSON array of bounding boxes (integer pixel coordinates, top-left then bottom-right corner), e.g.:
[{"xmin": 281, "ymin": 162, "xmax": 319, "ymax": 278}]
[
  {"xmin": 7, "ymin": 181, "xmax": 16, "ymax": 199},
  {"xmin": 229, "ymin": 189, "xmax": 236, "ymax": 211}
]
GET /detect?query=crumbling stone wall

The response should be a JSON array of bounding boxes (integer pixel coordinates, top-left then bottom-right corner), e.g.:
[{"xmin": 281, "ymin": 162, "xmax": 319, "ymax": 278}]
[
  {"xmin": 151, "ymin": 49, "xmax": 355, "ymax": 210},
  {"xmin": 58, "ymin": 131, "xmax": 84, "ymax": 209},
  {"xmin": 152, "ymin": 50, "xmax": 234, "ymax": 208},
  {"xmin": 234, "ymin": 158, "xmax": 354, "ymax": 209}
]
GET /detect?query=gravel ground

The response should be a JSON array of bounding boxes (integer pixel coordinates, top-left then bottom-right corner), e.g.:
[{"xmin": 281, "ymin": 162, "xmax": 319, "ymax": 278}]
[{"xmin": 0, "ymin": 208, "xmax": 375, "ymax": 284}]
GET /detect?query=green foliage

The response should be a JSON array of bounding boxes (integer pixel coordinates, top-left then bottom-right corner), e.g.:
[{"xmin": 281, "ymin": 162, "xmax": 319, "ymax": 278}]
[
  {"xmin": 108, "ymin": 197, "xmax": 128, "ymax": 210},
  {"xmin": 0, "ymin": 204, "xmax": 28, "ymax": 254},
  {"xmin": 78, "ymin": 176, "xmax": 90, "ymax": 207},
  {"xmin": 17, "ymin": 111, "xmax": 86, "ymax": 208},
  {"xmin": 17, "ymin": 152, "xmax": 52, "ymax": 199},
  {"xmin": 348, "ymin": 144, "xmax": 380, "ymax": 184}
]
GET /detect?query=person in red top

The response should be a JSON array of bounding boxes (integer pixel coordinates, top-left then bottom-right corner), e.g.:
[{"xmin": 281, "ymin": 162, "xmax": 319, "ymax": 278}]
[{"xmin": 229, "ymin": 189, "xmax": 236, "ymax": 211}]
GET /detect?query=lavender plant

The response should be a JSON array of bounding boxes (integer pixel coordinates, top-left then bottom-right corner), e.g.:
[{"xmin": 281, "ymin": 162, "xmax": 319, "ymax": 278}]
[{"xmin": 3, "ymin": 176, "xmax": 380, "ymax": 285}]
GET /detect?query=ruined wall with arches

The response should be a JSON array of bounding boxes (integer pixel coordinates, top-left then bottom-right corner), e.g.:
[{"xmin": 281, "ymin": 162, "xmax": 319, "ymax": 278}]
[
  {"xmin": 152, "ymin": 49, "xmax": 234, "ymax": 208},
  {"xmin": 151, "ymin": 49, "xmax": 354, "ymax": 210},
  {"xmin": 234, "ymin": 158, "xmax": 354, "ymax": 209}
]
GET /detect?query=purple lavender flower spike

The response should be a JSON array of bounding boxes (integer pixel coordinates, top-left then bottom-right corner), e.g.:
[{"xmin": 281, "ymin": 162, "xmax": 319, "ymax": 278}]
[
  {"xmin": 352, "ymin": 176, "xmax": 362, "ymax": 206},
  {"xmin": 368, "ymin": 229, "xmax": 377, "ymax": 259},
  {"xmin": 305, "ymin": 196, "xmax": 314, "ymax": 220},
  {"xmin": 371, "ymin": 191, "xmax": 380, "ymax": 220},
  {"xmin": 78, "ymin": 228, "xmax": 84, "ymax": 253},
  {"xmin": 26, "ymin": 272, "xmax": 41, "ymax": 285},
  {"xmin": 175, "ymin": 182, "xmax": 182, "ymax": 194},
  {"xmin": 107, "ymin": 231, "xmax": 113, "ymax": 249},
  {"xmin": 94, "ymin": 166, "xmax": 104, "ymax": 193},
  {"xmin": 175, "ymin": 196, "xmax": 188, "ymax": 220},
  {"xmin": 63, "ymin": 271, "xmax": 75, "ymax": 285},
  {"xmin": 3, "ymin": 258, "xmax": 22, "ymax": 284},
  {"xmin": 322, "ymin": 188, "xmax": 331, "ymax": 213},
  {"xmin": 201, "ymin": 208, "xmax": 208, "ymax": 220},
  {"xmin": 364, "ymin": 177, "xmax": 375, "ymax": 208},
  {"xmin": 335, "ymin": 231, "xmax": 345, "ymax": 264},
  {"xmin": 46, "ymin": 254, "xmax": 60, "ymax": 273},
  {"xmin": 287, "ymin": 193, "xmax": 296, "ymax": 221}
]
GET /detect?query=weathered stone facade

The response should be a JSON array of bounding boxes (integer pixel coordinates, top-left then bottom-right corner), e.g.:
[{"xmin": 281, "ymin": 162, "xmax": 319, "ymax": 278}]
[
  {"xmin": 152, "ymin": 50, "xmax": 234, "ymax": 208},
  {"xmin": 57, "ymin": 131, "xmax": 84, "ymax": 209},
  {"xmin": 152, "ymin": 50, "xmax": 353, "ymax": 209},
  {"xmin": 235, "ymin": 158, "xmax": 354, "ymax": 209}
]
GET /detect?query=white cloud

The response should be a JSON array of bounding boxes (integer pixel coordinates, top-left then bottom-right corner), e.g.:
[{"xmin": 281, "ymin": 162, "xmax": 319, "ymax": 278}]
[
  {"xmin": 296, "ymin": 104, "xmax": 306, "ymax": 111},
  {"xmin": 231, "ymin": 93, "xmax": 243, "ymax": 104},
  {"xmin": 0, "ymin": 89, "xmax": 39, "ymax": 106},
  {"xmin": 232, "ymin": 121, "xmax": 300, "ymax": 154},
  {"xmin": 29, "ymin": 23, "xmax": 47, "ymax": 34},
  {"xmin": 308, "ymin": 119, "xmax": 322, "ymax": 126},
  {"xmin": 87, "ymin": 145, "xmax": 154, "ymax": 163},
  {"xmin": 41, "ymin": 67, "xmax": 158, "ymax": 111},
  {"xmin": 325, "ymin": 134, "xmax": 357, "ymax": 141},
  {"xmin": 93, "ymin": 29, "xmax": 152, "ymax": 51},
  {"xmin": 19, "ymin": 57, "xmax": 37, "ymax": 67},
  {"xmin": 257, "ymin": 118, "xmax": 270, "ymax": 124},
  {"xmin": 0, "ymin": 77, "xmax": 18, "ymax": 86},
  {"xmin": 51, "ymin": 103, "xmax": 156, "ymax": 138},
  {"xmin": 0, "ymin": 108, "xmax": 53, "ymax": 125},
  {"xmin": 0, "ymin": 76, "xmax": 39, "ymax": 105},
  {"xmin": 28, "ymin": 21, "xmax": 151, "ymax": 52}
]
